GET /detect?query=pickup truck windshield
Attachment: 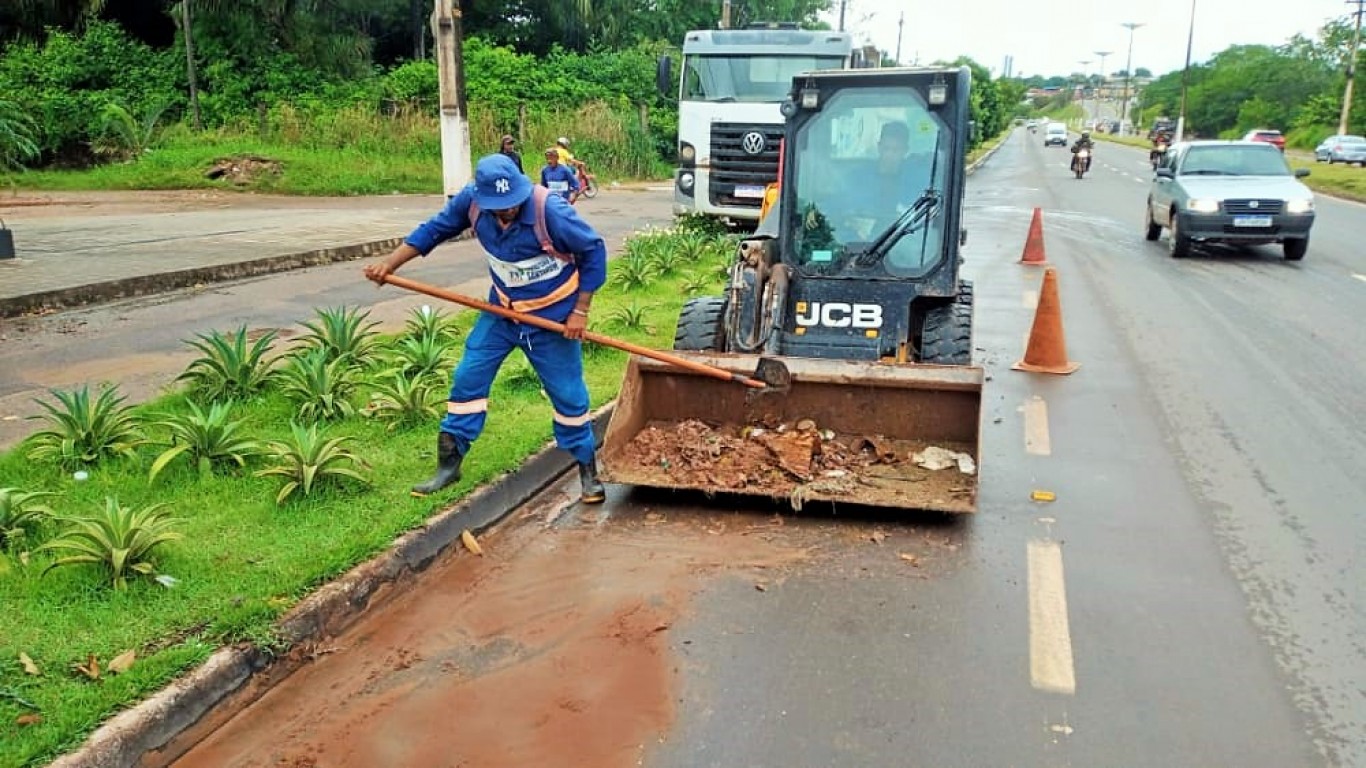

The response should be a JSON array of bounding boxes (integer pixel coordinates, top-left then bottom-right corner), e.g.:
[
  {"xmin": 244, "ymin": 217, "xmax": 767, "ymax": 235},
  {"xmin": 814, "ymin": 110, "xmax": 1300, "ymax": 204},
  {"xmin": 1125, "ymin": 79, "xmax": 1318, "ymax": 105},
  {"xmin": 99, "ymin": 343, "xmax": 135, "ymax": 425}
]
[{"xmin": 683, "ymin": 55, "xmax": 847, "ymax": 102}]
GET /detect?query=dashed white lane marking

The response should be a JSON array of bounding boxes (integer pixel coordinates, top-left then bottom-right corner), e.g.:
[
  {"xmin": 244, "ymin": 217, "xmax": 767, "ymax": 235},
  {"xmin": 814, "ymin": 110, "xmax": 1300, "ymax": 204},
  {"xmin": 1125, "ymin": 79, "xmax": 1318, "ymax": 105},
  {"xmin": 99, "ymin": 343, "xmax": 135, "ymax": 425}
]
[
  {"xmin": 1023, "ymin": 289, "xmax": 1039, "ymax": 308},
  {"xmin": 1353, "ymin": 273, "xmax": 1366, "ymax": 283},
  {"xmin": 1022, "ymin": 396, "xmax": 1051, "ymax": 456},
  {"xmin": 1028, "ymin": 539, "xmax": 1077, "ymax": 695}
]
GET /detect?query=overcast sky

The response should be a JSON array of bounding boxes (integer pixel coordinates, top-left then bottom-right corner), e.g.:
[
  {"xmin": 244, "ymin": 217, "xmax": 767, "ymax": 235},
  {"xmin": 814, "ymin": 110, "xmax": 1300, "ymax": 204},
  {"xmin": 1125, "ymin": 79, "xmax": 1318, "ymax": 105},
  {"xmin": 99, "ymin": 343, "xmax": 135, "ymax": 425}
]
[{"xmin": 820, "ymin": 0, "xmax": 1354, "ymax": 78}]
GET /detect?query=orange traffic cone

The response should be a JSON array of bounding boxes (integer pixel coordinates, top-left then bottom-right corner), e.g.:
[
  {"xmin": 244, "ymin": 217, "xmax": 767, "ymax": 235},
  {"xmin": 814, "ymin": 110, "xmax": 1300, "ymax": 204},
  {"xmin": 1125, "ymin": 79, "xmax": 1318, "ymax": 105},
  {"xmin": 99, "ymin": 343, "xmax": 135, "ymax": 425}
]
[
  {"xmin": 1019, "ymin": 206, "xmax": 1047, "ymax": 265},
  {"xmin": 1013, "ymin": 267, "xmax": 1079, "ymax": 375}
]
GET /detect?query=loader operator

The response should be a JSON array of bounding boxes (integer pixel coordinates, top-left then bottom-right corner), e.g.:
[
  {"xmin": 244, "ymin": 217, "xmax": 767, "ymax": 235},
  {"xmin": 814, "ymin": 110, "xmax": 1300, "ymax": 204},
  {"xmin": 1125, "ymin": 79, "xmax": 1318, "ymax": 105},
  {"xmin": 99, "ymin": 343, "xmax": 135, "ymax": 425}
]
[
  {"xmin": 363, "ymin": 153, "xmax": 609, "ymax": 504},
  {"xmin": 832, "ymin": 120, "xmax": 929, "ymax": 242}
]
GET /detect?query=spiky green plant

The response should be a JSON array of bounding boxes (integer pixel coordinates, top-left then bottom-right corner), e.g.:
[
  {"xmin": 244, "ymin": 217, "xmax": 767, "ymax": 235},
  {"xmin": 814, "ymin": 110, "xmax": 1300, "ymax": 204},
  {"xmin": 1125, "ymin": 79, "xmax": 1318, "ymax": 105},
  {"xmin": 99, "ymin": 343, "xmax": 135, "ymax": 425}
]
[
  {"xmin": 647, "ymin": 240, "xmax": 687, "ymax": 277},
  {"xmin": 91, "ymin": 100, "xmax": 169, "ymax": 161},
  {"xmin": 611, "ymin": 254, "xmax": 657, "ymax": 291},
  {"xmin": 177, "ymin": 326, "xmax": 278, "ymax": 402},
  {"xmin": 606, "ymin": 302, "xmax": 650, "ymax": 331},
  {"xmin": 673, "ymin": 231, "xmax": 712, "ymax": 263},
  {"xmin": 148, "ymin": 401, "xmax": 263, "ymax": 484},
  {"xmin": 275, "ymin": 349, "xmax": 357, "ymax": 423},
  {"xmin": 26, "ymin": 385, "xmax": 145, "ymax": 467},
  {"xmin": 362, "ymin": 372, "xmax": 444, "ymax": 428},
  {"xmin": 679, "ymin": 271, "xmax": 713, "ymax": 296},
  {"xmin": 388, "ymin": 333, "xmax": 454, "ymax": 380},
  {"xmin": 403, "ymin": 305, "xmax": 461, "ymax": 343},
  {"xmin": 38, "ymin": 498, "xmax": 182, "ymax": 590},
  {"xmin": 297, "ymin": 306, "xmax": 381, "ymax": 367},
  {"xmin": 0, "ymin": 98, "xmax": 39, "ymax": 172},
  {"xmin": 255, "ymin": 423, "xmax": 368, "ymax": 505},
  {"xmin": 0, "ymin": 488, "xmax": 55, "ymax": 549}
]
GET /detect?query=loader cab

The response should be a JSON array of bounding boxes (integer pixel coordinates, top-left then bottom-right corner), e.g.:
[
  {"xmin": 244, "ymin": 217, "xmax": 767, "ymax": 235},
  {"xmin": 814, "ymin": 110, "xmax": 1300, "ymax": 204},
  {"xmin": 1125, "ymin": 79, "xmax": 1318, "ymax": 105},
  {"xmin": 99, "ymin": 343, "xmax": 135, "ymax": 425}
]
[{"xmin": 756, "ymin": 67, "xmax": 972, "ymax": 361}]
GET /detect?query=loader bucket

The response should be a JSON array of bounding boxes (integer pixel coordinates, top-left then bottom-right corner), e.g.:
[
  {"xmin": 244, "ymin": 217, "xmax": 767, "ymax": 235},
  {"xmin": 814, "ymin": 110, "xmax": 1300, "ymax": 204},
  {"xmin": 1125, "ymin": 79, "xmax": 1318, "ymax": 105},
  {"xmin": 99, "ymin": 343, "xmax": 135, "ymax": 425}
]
[{"xmin": 599, "ymin": 353, "xmax": 983, "ymax": 513}]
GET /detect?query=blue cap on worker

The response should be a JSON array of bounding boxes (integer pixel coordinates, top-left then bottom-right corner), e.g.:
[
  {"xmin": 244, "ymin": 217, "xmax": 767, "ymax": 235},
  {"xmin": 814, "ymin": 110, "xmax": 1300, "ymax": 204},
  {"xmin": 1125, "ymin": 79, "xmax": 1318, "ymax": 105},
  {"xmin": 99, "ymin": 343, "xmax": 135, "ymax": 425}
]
[{"xmin": 473, "ymin": 154, "xmax": 532, "ymax": 210}]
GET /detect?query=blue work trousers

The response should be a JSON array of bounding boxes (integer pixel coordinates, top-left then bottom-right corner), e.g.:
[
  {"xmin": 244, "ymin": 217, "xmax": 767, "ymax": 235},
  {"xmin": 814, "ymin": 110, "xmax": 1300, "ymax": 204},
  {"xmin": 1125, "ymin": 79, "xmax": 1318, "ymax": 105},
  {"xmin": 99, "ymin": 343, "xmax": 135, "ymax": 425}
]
[{"xmin": 440, "ymin": 313, "xmax": 596, "ymax": 465}]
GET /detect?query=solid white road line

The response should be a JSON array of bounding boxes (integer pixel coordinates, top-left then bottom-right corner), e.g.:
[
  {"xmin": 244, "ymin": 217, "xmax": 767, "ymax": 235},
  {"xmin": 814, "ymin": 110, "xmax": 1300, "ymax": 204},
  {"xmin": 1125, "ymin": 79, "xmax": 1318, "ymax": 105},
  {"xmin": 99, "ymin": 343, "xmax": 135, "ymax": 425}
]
[
  {"xmin": 1353, "ymin": 273, "xmax": 1366, "ymax": 283},
  {"xmin": 1023, "ymin": 289, "xmax": 1039, "ymax": 308},
  {"xmin": 1028, "ymin": 539, "xmax": 1077, "ymax": 695},
  {"xmin": 1023, "ymin": 396, "xmax": 1051, "ymax": 456}
]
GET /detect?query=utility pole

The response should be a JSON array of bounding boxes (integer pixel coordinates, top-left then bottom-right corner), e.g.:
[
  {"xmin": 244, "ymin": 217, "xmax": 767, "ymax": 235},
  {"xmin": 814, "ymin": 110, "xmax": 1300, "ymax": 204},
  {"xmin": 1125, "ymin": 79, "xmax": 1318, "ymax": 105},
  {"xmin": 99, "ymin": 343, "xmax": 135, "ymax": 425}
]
[
  {"xmin": 432, "ymin": 0, "xmax": 471, "ymax": 196},
  {"xmin": 720, "ymin": 0, "xmax": 731, "ymax": 30},
  {"xmin": 839, "ymin": 0, "xmax": 847, "ymax": 32},
  {"xmin": 1339, "ymin": 0, "xmax": 1365, "ymax": 135},
  {"xmin": 1176, "ymin": 0, "xmax": 1197, "ymax": 142},
  {"xmin": 1120, "ymin": 22, "xmax": 1145, "ymax": 135},
  {"xmin": 895, "ymin": 11, "xmax": 904, "ymax": 65},
  {"xmin": 181, "ymin": 0, "xmax": 202, "ymax": 131}
]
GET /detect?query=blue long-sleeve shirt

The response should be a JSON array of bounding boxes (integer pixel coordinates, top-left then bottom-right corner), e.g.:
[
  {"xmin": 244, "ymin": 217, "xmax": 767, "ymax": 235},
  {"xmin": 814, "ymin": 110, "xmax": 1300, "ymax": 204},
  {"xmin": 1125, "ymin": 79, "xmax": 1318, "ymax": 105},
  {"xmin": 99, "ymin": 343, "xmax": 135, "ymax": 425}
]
[
  {"xmin": 403, "ymin": 184, "xmax": 608, "ymax": 322},
  {"xmin": 540, "ymin": 164, "xmax": 580, "ymax": 202}
]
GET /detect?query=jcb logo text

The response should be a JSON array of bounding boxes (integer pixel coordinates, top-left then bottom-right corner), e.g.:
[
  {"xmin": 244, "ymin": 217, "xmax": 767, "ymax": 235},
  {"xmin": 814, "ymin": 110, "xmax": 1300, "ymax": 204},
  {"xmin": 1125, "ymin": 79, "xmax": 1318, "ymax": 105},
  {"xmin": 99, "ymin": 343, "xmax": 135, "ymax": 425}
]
[{"xmin": 794, "ymin": 302, "xmax": 883, "ymax": 329}]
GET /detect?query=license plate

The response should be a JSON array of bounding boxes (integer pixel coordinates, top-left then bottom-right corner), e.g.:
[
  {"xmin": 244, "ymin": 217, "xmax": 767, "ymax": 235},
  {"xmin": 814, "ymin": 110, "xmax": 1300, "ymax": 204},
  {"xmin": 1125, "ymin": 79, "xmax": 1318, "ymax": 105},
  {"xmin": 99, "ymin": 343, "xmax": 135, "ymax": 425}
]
[
  {"xmin": 734, "ymin": 184, "xmax": 766, "ymax": 199},
  {"xmin": 1233, "ymin": 216, "xmax": 1272, "ymax": 227}
]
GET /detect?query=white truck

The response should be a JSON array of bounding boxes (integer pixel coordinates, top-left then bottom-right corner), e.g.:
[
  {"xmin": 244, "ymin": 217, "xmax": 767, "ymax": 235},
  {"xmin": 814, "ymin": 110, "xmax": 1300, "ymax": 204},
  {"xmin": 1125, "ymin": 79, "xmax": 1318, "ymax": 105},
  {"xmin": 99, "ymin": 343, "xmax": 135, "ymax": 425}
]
[{"xmin": 661, "ymin": 24, "xmax": 857, "ymax": 223}]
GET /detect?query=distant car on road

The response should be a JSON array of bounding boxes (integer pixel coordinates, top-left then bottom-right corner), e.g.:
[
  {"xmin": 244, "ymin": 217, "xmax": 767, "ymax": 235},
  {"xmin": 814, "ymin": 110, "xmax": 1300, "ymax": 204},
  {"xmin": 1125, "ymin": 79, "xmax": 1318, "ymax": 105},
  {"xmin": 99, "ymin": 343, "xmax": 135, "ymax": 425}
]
[
  {"xmin": 1043, "ymin": 123, "xmax": 1068, "ymax": 147},
  {"xmin": 1144, "ymin": 141, "xmax": 1315, "ymax": 261},
  {"xmin": 1313, "ymin": 134, "xmax": 1366, "ymax": 165},
  {"xmin": 1242, "ymin": 129, "xmax": 1286, "ymax": 152}
]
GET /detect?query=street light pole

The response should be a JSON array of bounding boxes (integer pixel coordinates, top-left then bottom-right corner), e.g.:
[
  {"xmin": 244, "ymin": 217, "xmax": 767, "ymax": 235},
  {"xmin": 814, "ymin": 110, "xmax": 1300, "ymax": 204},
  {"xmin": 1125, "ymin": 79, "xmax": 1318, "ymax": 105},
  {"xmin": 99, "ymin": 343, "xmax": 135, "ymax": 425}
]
[
  {"xmin": 1339, "ymin": 0, "xmax": 1364, "ymax": 135},
  {"xmin": 1120, "ymin": 22, "xmax": 1144, "ymax": 135},
  {"xmin": 1176, "ymin": 0, "xmax": 1197, "ymax": 142},
  {"xmin": 432, "ymin": 0, "xmax": 471, "ymax": 197}
]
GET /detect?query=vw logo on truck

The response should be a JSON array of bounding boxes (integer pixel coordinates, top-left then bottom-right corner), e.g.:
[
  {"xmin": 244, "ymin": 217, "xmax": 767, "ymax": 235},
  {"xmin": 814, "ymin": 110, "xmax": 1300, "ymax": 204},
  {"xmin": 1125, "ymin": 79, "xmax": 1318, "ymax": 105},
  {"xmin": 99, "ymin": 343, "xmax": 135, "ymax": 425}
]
[{"xmin": 741, "ymin": 131, "xmax": 766, "ymax": 155}]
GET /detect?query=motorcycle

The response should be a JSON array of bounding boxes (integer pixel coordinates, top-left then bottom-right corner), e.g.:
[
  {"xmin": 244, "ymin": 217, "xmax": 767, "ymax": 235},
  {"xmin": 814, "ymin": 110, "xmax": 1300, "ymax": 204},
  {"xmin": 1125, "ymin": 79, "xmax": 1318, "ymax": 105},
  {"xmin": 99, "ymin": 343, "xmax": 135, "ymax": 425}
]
[
  {"xmin": 1071, "ymin": 148, "xmax": 1091, "ymax": 179},
  {"xmin": 1150, "ymin": 142, "xmax": 1168, "ymax": 170},
  {"xmin": 574, "ymin": 162, "xmax": 599, "ymax": 200}
]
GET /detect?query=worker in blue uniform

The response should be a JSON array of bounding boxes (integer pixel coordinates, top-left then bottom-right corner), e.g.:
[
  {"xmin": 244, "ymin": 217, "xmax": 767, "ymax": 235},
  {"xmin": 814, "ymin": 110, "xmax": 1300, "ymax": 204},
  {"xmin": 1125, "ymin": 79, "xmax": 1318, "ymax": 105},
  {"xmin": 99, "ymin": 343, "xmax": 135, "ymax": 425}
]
[{"xmin": 363, "ymin": 153, "xmax": 609, "ymax": 503}]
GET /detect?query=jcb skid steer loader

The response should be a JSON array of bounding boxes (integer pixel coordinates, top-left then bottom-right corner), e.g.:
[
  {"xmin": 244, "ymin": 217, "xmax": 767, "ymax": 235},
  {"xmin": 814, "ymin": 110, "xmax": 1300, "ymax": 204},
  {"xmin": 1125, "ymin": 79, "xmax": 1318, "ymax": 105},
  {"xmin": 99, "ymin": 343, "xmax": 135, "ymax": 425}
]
[{"xmin": 601, "ymin": 67, "xmax": 984, "ymax": 513}]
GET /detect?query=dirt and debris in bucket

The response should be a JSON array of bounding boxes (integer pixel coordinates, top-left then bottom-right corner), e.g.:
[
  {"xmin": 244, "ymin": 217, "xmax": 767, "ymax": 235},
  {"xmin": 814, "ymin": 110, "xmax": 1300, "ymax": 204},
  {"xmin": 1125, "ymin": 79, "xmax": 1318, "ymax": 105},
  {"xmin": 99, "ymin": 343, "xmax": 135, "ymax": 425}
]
[{"xmin": 614, "ymin": 419, "xmax": 977, "ymax": 507}]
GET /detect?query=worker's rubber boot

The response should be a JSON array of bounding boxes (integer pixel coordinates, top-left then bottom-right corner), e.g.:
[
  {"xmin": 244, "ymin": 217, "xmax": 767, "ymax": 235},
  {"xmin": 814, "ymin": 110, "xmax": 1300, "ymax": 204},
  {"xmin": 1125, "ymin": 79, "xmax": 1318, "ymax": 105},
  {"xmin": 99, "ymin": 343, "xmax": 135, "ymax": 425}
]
[
  {"xmin": 411, "ymin": 433, "xmax": 463, "ymax": 497},
  {"xmin": 578, "ymin": 458, "xmax": 606, "ymax": 504}
]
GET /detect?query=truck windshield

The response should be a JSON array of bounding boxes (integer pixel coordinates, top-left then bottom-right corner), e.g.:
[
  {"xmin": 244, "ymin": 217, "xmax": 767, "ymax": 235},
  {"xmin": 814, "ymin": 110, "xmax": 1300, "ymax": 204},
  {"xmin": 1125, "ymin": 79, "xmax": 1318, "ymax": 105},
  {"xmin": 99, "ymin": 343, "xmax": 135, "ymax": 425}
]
[
  {"xmin": 683, "ymin": 55, "xmax": 847, "ymax": 102},
  {"xmin": 788, "ymin": 87, "xmax": 952, "ymax": 279}
]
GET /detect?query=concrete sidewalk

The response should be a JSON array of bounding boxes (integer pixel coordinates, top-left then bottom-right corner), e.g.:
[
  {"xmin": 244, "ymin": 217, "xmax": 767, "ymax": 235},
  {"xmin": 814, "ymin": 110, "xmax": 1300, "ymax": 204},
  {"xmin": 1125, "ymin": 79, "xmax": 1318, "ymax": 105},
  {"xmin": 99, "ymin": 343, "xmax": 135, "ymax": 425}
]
[{"xmin": 0, "ymin": 191, "xmax": 447, "ymax": 317}]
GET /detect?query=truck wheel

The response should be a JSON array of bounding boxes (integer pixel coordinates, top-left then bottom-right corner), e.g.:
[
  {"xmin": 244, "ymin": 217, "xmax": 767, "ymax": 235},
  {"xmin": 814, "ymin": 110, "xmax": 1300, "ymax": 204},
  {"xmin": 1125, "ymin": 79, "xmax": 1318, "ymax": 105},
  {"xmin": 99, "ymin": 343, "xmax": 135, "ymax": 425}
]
[
  {"xmin": 673, "ymin": 296, "xmax": 728, "ymax": 352},
  {"xmin": 1283, "ymin": 238, "xmax": 1308, "ymax": 261},
  {"xmin": 919, "ymin": 295, "xmax": 973, "ymax": 366}
]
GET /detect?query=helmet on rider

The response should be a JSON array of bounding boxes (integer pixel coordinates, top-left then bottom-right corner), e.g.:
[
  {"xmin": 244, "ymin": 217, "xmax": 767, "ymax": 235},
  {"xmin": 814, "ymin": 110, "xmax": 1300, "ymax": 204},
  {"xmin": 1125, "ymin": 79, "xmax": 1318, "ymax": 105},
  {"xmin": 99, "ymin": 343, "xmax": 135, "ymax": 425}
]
[
  {"xmin": 556, "ymin": 137, "xmax": 570, "ymax": 148},
  {"xmin": 1081, "ymin": 130, "xmax": 1091, "ymax": 138}
]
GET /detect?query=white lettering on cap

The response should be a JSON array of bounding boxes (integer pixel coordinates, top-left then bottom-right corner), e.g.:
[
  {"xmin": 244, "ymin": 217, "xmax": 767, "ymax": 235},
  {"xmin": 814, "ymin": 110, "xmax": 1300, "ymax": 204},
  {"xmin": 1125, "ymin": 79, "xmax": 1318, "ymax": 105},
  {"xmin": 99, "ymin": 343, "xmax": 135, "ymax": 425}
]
[{"xmin": 495, "ymin": 178, "xmax": 511, "ymax": 194}]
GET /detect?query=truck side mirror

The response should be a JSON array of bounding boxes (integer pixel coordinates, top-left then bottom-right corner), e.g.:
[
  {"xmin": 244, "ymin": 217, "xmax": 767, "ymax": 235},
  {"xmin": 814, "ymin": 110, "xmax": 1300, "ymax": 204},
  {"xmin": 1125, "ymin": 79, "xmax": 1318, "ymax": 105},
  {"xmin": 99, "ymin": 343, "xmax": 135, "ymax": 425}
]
[{"xmin": 656, "ymin": 56, "xmax": 672, "ymax": 97}]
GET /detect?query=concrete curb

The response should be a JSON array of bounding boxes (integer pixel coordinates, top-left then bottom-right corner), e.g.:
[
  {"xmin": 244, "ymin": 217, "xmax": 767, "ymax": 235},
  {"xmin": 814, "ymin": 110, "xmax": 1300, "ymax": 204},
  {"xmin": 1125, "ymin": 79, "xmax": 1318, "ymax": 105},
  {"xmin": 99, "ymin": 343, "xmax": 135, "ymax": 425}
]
[
  {"xmin": 0, "ymin": 237, "xmax": 404, "ymax": 319},
  {"xmin": 47, "ymin": 409, "xmax": 611, "ymax": 768}
]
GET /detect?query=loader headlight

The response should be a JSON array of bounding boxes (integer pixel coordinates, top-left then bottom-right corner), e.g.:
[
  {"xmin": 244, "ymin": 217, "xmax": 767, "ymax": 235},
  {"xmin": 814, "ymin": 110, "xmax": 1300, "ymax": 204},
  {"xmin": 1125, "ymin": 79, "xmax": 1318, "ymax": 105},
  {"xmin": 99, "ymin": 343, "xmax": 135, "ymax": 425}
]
[
  {"xmin": 1186, "ymin": 198, "xmax": 1220, "ymax": 213},
  {"xmin": 1286, "ymin": 198, "xmax": 1313, "ymax": 214}
]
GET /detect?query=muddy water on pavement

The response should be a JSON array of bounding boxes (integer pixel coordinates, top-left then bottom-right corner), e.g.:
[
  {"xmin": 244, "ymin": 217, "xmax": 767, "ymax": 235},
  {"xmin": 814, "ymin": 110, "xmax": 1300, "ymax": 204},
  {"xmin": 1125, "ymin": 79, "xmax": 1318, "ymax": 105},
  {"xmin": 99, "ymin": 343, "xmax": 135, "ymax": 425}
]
[{"xmin": 173, "ymin": 496, "xmax": 810, "ymax": 768}]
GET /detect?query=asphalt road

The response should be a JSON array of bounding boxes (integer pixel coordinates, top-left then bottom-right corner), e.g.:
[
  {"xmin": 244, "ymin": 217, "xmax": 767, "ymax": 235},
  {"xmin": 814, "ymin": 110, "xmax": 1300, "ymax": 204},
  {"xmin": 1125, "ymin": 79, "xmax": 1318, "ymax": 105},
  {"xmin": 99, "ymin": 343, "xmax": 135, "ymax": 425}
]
[{"xmin": 22, "ymin": 134, "xmax": 1366, "ymax": 766}]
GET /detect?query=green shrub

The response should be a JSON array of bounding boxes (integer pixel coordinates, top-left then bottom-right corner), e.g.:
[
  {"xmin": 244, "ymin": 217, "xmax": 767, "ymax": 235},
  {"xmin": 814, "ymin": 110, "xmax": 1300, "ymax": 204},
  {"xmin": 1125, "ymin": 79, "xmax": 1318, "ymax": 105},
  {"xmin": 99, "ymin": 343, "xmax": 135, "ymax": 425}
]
[
  {"xmin": 27, "ymin": 385, "xmax": 145, "ymax": 467},
  {"xmin": 147, "ymin": 401, "xmax": 263, "ymax": 484},
  {"xmin": 297, "ymin": 306, "xmax": 381, "ymax": 367},
  {"xmin": 178, "ymin": 326, "xmax": 278, "ymax": 402},
  {"xmin": 275, "ymin": 349, "xmax": 357, "ymax": 423},
  {"xmin": 0, "ymin": 488, "xmax": 55, "ymax": 549},
  {"xmin": 255, "ymin": 422, "xmax": 368, "ymax": 504},
  {"xmin": 361, "ymin": 372, "xmax": 444, "ymax": 428},
  {"xmin": 38, "ymin": 497, "xmax": 182, "ymax": 590}
]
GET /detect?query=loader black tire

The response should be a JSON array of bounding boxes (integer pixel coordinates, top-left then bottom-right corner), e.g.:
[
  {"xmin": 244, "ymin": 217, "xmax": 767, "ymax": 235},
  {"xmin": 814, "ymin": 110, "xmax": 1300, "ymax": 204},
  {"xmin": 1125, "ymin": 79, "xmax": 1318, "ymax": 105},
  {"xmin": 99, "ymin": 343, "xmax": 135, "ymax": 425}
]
[
  {"xmin": 673, "ymin": 295, "xmax": 728, "ymax": 352},
  {"xmin": 919, "ymin": 289, "xmax": 973, "ymax": 366}
]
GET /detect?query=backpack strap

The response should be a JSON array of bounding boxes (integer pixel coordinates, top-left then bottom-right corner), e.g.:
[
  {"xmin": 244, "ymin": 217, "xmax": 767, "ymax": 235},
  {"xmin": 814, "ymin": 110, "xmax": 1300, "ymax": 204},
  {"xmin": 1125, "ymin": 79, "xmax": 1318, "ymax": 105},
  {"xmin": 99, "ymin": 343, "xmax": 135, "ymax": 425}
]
[{"xmin": 467, "ymin": 186, "xmax": 571, "ymax": 263}]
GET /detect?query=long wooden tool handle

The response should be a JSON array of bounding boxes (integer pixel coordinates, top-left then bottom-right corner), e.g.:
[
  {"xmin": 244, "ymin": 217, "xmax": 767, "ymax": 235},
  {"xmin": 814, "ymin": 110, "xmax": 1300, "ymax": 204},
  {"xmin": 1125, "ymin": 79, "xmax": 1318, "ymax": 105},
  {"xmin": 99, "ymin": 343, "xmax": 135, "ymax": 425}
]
[{"xmin": 381, "ymin": 273, "xmax": 767, "ymax": 389}]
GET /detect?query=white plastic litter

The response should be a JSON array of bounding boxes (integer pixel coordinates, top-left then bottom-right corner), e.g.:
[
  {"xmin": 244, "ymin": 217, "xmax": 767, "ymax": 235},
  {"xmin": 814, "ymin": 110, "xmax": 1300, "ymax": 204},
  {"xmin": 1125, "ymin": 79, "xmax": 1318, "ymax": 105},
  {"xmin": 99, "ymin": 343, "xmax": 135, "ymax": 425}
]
[{"xmin": 912, "ymin": 446, "xmax": 976, "ymax": 475}]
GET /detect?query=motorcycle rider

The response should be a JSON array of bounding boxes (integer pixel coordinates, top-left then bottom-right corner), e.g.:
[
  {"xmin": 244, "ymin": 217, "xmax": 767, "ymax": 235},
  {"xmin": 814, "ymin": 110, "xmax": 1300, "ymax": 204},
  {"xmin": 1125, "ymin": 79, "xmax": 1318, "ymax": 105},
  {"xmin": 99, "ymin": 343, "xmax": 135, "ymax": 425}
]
[
  {"xmin": 1070, "ymin": 130, "xmax": 1095, "ymax": 173},
  {"xmin": 1149, "ymin": 129, "xmax": 1173, "ymax": 168}
]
